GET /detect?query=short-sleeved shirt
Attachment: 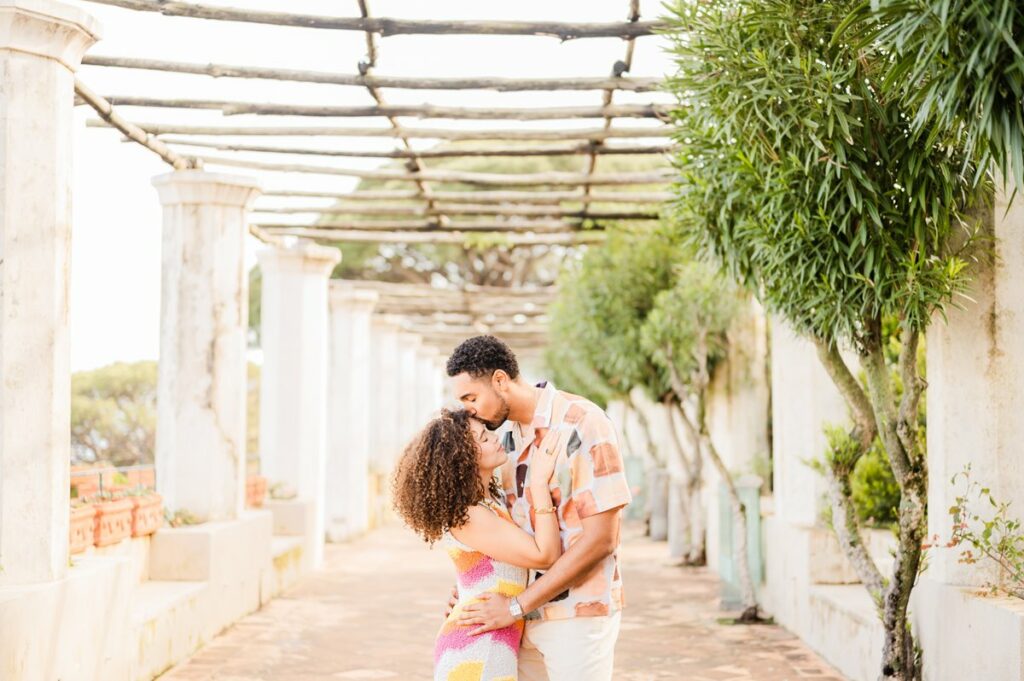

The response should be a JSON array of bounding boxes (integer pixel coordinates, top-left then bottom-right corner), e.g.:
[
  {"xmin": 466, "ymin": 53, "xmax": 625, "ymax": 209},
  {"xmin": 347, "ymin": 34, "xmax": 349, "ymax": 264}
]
[{"xmin": 497, "ymin": 381, "xmax": 632, "ymax": 621}]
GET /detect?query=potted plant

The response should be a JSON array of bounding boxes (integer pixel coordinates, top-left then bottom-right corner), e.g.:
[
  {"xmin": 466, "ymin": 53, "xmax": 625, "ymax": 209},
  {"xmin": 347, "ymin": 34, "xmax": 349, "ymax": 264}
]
[
  {"xmin": 246, "ymin": 475, "xmax": 268, "ymax": 508},
  {"xmin": 126, "ymin": 488, "xmax": 163, "ymax": 537},
  {"xmin": 92, "ymin": 491, "xmax": 133, "ymax": 547},
  {"xmin": 69, "ymin": 498, "xmax": 97, "ymax": 554}
]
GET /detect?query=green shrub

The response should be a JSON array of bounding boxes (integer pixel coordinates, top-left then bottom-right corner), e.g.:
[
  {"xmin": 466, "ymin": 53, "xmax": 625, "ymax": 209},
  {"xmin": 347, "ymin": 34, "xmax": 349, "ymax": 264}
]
[{"xmin": 851, "ymin": 442, "xmax": 900, "ymax": 528}]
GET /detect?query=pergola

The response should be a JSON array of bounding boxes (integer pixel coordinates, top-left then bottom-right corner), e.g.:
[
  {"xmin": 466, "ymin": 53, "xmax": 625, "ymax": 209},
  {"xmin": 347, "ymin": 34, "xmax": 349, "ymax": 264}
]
[{"xmin": 0, "ymin": 3, "xmax": 674, "ymax": 675}]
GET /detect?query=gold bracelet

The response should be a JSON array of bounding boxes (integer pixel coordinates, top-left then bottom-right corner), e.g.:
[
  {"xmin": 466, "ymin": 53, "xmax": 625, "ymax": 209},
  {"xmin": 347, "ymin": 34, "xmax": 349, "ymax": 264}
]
[{"xmin": 534, "ymin": 506, "xmax": 557, "ymax": 515}]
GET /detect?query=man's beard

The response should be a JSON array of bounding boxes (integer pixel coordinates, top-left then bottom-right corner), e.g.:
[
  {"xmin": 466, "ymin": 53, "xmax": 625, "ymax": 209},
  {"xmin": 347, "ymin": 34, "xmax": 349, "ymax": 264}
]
[{"xmin": 481, "ymin": 395, "xmax": 511, "ymax": 430}]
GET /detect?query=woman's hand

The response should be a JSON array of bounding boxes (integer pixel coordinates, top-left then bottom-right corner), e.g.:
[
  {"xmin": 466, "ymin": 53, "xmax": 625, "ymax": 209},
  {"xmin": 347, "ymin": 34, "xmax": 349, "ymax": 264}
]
[{"xmin": 530, "ymin": 429, "xmax": 564, "ymax": 486}]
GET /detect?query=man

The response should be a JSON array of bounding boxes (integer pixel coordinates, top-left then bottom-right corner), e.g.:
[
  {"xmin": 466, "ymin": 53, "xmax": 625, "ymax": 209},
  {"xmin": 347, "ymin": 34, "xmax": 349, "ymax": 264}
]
[{"xmin": 445, "ymin": 335, "xmax": 631, "ymax": 681}]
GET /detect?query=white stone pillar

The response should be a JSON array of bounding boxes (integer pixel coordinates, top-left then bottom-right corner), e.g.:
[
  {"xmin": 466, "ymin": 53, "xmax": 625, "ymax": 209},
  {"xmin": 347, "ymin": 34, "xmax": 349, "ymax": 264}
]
[
  {"xmin": 416, "ymin": 345, "xmax": 441, "ymax": 424},
  {"xmin": 257, "ymin": 241, "xmax": 340, "ymax": 568},
  {"xmin": 325, "ymin": 283, "xmax": 378, "ymax": 541},
  {"xmin": 927, "ymin": 186, "xmax": 1024, "ymax": 586},
  {"xmin": 153, "ymin": 171, "xmax": 260, "ymax": 522},
  {"xmin": 369, "ymin": 316, "xmax": 403, "ymax": 472},
  {"xmin": 0, "ymin": 1, "xmax": 99, "ymax": 586},
  {"xmin": 395, "ymin": 332, "xmax": 423, "ymax": 447}
]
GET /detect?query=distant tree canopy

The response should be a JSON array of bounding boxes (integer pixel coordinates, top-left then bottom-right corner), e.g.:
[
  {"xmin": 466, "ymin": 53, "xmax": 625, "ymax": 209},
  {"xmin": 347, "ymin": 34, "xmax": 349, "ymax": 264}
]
[
  {"xmin": 71, "ymin": 361, "xmax": 157, "ymax": 467},
  {"xmin": 71, "ymin": 361, "xmax": 261, "ymax": 468}
]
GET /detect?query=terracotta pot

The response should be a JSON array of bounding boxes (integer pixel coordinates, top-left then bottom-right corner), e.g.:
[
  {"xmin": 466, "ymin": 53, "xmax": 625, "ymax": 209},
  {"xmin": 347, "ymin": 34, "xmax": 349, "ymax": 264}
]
[
  {"xmin": 93, "ymin": 497, "xmax": 134, "ymax": 547},
  {"xmin": 246, "ymin": 475, "xmax": 268, "ymax": 508},
  {"xmin": 130, "ymin": 493, "xmax": 163, "ymax": 537},
  {"xmin": 69, "ymin": 504, "xmax": 97, "ymax": 554}
]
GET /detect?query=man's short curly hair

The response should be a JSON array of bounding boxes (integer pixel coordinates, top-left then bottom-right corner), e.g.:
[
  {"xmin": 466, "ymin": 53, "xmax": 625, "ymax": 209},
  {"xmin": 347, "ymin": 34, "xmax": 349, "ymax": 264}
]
[{"xmin": 445, "ymin": 335, "xmax": 520, "ymax": 379}]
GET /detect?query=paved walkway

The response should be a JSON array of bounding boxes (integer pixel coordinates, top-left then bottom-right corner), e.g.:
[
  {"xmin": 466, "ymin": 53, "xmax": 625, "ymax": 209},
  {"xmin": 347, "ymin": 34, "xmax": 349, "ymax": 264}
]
[{"xmin": 161, "ymin": 523, "xmax": 846, "ymax": 681}]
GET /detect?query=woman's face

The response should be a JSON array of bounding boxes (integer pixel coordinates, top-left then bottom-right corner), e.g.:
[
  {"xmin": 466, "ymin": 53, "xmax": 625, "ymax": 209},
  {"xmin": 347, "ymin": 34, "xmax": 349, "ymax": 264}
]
[{"xmin": 468, "ymin": 418, "xmax": 508, "ymax": 472}]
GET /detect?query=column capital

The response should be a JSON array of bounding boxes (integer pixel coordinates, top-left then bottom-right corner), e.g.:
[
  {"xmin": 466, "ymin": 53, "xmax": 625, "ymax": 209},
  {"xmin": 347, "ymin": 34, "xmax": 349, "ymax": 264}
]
[
  {"xmin": 257, "ymin": 239, "xmax": 340, "ymax": 277},
  {"xmin": 152, "ymin": 170, "xmax": 261, "ymax": 208},
  {"xmin": 329, "ymin": 282, "xmax": 379, "ymax": 313},
  {"xmin": 0, "ymin": 1, "xmax": 101, "ymax": 71}
]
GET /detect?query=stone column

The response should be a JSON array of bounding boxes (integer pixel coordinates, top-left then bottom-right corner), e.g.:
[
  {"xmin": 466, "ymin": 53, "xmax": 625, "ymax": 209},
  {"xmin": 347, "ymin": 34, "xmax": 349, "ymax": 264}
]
[
  {"xmin": 325, "ymin": 283, "xmax": 378, "ymax": 542},
  {"xmin": 152, "ymin": 171, "xmax": 260, "ymax": 522},
  {"xmin": 395, "ymin": 332, "xmax": 423, "ymax": 447},
  {"xmin": 369, "ymin": 316, "xmax": 403, "ymax": 472},
  {"xmin": 257, "ymin": 241, "xmax": 340, "ymax": 568},
  {"xmin": 0, "ymin": 1, "xmax": 100, "ymax": 586},
  {"xmin": 416, "ymin": 345, "xmax": 441, "ymax": 424}
]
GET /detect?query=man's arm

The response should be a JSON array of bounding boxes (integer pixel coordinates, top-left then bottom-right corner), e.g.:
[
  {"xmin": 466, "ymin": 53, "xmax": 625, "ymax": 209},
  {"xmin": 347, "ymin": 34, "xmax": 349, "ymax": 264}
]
[{"xmin": 456, "ymin": 507, "xmax": 621, "ymax": 633}]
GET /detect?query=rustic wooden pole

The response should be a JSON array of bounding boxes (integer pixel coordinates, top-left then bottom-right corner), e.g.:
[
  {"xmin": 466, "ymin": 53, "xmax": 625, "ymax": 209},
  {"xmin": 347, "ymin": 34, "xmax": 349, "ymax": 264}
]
[
  {"xmin": 251, "ymin": 219, "xmax": 588, "ymax": 232},
  {"xmin": 79, "ymin": 2, "xmax": 666, "ymax": 39},
  {"xmin": 252, "ymin": 204, "xmax": 659, "ymax": 219},
  {"xmin": 259, "ymin": 227, "xmax": 605, "ymax": 245},
  {"xmin": 202, "ymin": 154, "xmax": 673, "ymax": 186},
  {"xmin": 154, "ymin": 137, "xmax": 674, "ymax": 159},
  {"xmin": 74, "ymin": 79, "xmax": 197, "ymax": 170},
  {"xmin": 91, "ymin": 96, "xmax": 673, "ymax": 120},
  {"xmin": 259, "ymin": 189, "xmax": 672, "ymax": 203},
  {"xmin": 87, "ymin": 119, "xmax": 670, "ymax": 141},
  {"xmin": 81, "ymin": 55, "xmax": 661, "ymax": 92}
]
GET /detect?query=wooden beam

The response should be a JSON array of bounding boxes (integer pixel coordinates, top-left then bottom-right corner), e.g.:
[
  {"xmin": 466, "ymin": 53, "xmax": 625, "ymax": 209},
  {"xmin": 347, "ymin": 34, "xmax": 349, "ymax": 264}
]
[
  {"xmin": 79, "ymin": 2, "xmax": 665, "ymax": 39},
  {"xmin": 203, "ymin": 155, "xmax": 674, "ymax": 186},
  {"xmin": 82, "ymin": 55, "xmax": 662, "ymax": 92},
  {"xmin": 87, "ymin": 119, "xmax": 670, "ymax": 141},
  {"xmin": 261, "ymin": 227, "xmax": 605, "ymax": 246},
  {"xmin": 251, "ymin": 220, "xmax": 587, "ymax": 232},
  {"xmin": 92, "ymin": 96, "xmax": 673, "ymax": 120},
  {"xmin": 74, "ymin": 79, "xmax": 197, "ymax": 171},
  {"xmin": 156, "ymin": 137, "xmax": 674, "ymax": 159},
  {"xmin": 260, "ymin": 189, "xmax": 672, "ymax": 204},
  {"xmin": 252, "ymin": 204, "xmax": 659, "ymax": 220}
]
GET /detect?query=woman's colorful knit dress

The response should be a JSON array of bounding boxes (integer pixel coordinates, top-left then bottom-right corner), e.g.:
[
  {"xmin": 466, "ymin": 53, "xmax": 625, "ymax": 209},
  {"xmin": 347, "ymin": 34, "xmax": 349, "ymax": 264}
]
[{"xmin": 434, "ymin": 499, "xmax": 528, "ymax": 681}]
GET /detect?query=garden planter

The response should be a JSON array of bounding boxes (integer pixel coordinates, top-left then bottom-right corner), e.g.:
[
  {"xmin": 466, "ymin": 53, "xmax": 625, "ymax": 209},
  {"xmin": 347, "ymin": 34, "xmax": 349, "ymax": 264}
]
[
  {"xmin": 130, "ymin": 493, "xmax": 163, "ymax": 537},
  {"xmin": 246, "ymin": 475, "xmax": 268, "ymax": 508},
  {"xmin": 93, "ymin": 497, "xmax": 133, "ymax": 547},
  {"xmin": 69, "ymin": 504, "xmax": 97, "ymax": 554}
]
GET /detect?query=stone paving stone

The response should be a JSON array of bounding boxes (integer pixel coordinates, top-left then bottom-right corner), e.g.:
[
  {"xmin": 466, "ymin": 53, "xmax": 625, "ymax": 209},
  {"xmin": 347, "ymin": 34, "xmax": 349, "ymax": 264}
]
[{"xmin": 160, "ymin": 523, "xmax": 848, "ymax": 680}]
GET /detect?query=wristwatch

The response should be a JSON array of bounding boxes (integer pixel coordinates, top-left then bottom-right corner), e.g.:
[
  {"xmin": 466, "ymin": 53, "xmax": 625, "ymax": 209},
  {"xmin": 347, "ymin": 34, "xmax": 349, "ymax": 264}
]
[{"xmin": 508, "ymin": 596, "xmax": 525, "ymax": 620}]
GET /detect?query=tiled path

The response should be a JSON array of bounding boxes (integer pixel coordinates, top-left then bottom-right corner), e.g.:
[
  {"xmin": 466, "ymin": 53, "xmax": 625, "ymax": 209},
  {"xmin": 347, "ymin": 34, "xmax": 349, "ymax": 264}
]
[{"xmin": 161, "ymin": 524, "xmax": 846, "ymax": 681}]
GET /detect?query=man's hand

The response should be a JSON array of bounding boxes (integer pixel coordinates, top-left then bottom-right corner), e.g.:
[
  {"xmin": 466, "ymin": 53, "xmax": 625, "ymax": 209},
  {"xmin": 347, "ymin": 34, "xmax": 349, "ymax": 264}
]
[
  {"xmin": 456, "ymin": 592, "xmax": 515, "ymax": 635},
  {"xmin": 444, "ymin": 585, "xmax": 458, "ymax": 619}
]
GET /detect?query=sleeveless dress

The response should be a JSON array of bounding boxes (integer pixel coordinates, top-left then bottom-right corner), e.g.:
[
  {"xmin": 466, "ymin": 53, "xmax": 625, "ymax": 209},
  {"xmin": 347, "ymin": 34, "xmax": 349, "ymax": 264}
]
[{"xmin": 434, "ymin": 498, "xmax": 529, "ymax": 681}]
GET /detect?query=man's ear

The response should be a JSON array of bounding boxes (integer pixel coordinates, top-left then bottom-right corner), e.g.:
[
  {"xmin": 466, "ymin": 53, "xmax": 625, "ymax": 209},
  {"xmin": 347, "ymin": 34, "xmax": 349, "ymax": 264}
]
[{"xmin": 491, "ymin": 369, "xmax": 509, "ymax": 392}]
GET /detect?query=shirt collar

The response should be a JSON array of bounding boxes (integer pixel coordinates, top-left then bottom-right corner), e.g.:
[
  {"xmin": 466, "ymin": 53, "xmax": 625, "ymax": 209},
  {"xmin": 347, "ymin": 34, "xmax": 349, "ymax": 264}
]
[{"xmin": 531, "ymin": 380, "xmax": 558, "ymax": 430}]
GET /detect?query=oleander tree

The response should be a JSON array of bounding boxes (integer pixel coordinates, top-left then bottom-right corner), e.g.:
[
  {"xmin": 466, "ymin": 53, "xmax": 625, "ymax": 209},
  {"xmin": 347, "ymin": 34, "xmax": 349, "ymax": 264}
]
[
  {"xmin": 850, "ymin": 0, "xmax": 1024, "ymax": 187},
  {"xmin": 639, "ymin": 262, "xmax": 761, "ymax": 620},
  {"xmin": 664, "ymin": 0, "xmax": 985, "ymax": 677}
]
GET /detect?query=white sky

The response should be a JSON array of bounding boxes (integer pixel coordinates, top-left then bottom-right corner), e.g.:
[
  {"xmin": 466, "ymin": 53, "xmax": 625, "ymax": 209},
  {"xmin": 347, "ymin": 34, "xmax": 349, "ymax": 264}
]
[{"xmin": 68, "ymin": 0, "xmax": 675, "ymax": 371}]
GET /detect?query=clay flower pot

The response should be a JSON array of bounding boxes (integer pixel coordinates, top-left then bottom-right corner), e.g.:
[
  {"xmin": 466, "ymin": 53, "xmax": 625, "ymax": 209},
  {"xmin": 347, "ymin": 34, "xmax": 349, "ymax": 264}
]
[
  {"xmin": 130, "ymin": 493, "xmax": 163, "ymax": 537},
  {"xmin": 246, "ymin": 475, "xmax": 268, "ymax": 508},
  {"xmin": 69, "ymin": 504, "xmax": 97, "ymax": 554},
  {"xmin": 93, "ymin": 497, "xmax": 134, "ymax": 547}
]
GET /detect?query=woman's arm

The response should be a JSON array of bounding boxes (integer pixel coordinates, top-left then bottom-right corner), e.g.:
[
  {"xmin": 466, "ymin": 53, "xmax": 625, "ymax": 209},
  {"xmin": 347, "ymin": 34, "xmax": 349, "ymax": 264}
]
[
  {"xmin": 452, "ymin": 431, "xmax": 564, "ymax": 569},
  {"xmin": 451, "ymin": 500, "xmax": 560, "ymax": 569}
]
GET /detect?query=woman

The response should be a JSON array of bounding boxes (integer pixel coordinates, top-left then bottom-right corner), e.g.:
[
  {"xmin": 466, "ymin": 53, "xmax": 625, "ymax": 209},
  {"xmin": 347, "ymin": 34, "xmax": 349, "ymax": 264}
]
[{"xmin": 392, "ymin": 408, "xmax": 563, "ymax": 681}]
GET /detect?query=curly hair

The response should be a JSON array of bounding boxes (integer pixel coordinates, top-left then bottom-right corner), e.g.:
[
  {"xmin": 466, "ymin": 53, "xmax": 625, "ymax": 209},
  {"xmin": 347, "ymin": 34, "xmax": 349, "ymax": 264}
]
[
  {"xmin": 392, "ymin": 409, "xmax": 502, "ymax": 544},
  {"xmin": 445, "ymin": 334, "xmax": 520, "ymax": 379}
]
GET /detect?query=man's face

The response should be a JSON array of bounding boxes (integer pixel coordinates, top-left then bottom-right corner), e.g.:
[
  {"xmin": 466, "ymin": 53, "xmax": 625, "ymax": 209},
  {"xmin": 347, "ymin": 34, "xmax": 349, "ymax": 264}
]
[{"xmin": 451, "ymin": 371, "xmax": 510, "ymax": 430}]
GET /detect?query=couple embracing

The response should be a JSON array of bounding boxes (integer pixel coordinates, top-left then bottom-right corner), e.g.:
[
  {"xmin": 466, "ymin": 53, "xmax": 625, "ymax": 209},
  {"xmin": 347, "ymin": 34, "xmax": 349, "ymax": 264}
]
[{"xmin": 393, "ymin": 335, "xmax": 632, "ymax": 681}]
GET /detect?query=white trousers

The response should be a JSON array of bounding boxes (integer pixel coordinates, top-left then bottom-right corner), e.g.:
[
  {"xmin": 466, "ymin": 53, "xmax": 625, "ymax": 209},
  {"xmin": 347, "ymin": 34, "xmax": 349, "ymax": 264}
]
[{"xmin": 517, "ymin": 611, "xmax": 622, "ymax": 681}]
